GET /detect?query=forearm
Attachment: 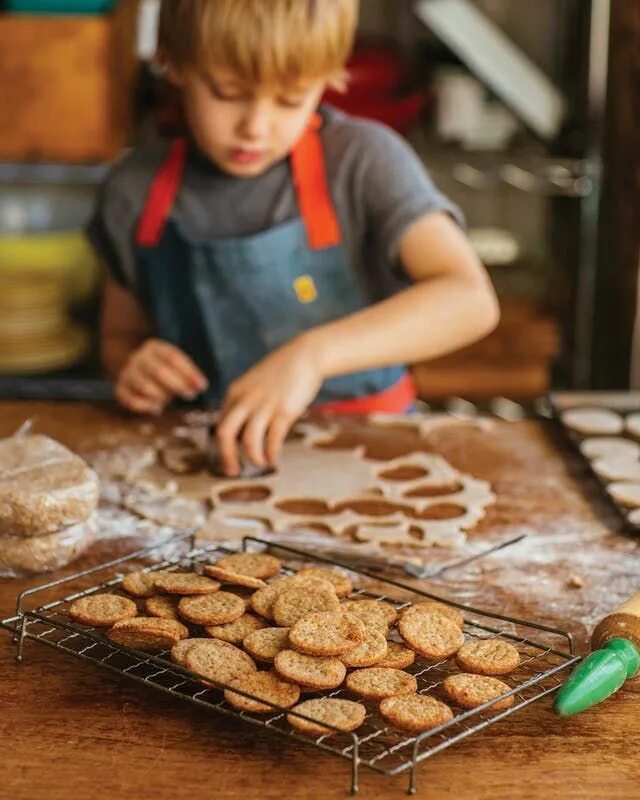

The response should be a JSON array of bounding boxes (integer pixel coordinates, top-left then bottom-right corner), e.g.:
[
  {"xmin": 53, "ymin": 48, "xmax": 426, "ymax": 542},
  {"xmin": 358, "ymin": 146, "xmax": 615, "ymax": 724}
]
[
  {"xmin": 100, "ymin": 275, "xmax": 152, "ymax": 380},
  {"xmin": 101, "ymin": 332, "xmax": 145, "ymax": 380},
  {"xmin": 306, "ymin": 275, "xmax": 500, "ymax": 379}
]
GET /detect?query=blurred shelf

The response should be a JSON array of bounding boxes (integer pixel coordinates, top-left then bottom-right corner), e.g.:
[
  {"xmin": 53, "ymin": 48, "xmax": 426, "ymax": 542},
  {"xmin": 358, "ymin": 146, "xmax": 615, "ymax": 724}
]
[
  {"xmin": 411, "ymin": 133, "xmax": 594, "ymax": 198},
  {"xmin": 0, "ymin": 162, "xmax": 110, "ymax": 185}
]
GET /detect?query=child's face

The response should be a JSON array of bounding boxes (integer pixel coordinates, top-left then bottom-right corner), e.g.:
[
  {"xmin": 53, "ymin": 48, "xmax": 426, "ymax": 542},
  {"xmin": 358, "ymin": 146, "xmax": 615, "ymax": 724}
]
[{"xmin": 177, "ymin": 69, "xmax": 328, "ymax": 177}]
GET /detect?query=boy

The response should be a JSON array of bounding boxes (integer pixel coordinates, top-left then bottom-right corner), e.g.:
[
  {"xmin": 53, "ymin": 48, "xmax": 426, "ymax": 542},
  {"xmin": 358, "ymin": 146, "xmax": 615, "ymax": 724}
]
[{"xmin": 90, "ymin": 0, "xmax": 499, "ymax": 477}]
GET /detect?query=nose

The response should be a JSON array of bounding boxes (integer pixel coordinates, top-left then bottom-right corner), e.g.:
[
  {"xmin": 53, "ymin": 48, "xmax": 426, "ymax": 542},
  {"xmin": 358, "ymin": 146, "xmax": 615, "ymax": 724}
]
[{"xmin": 238, "ymin": 99, "xmax": 271, "ymax": 142}]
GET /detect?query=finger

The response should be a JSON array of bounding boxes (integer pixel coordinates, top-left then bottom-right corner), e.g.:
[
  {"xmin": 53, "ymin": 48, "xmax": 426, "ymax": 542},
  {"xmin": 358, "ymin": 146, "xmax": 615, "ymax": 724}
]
[
  {"xmin": 216, "ymin": 403, "xmax": 251, "ymax": 477},
  {"xmin": 115, "ymin": 383, "xmax": 163, "ymax": 416},
  {"xmin": 265, "ymin": 411, "xmax": 295, "ymax": 467},
  {"xmin": 151, "ymin": 342, "xmax": 208, "ymax": 393},
  {"xmin": 241, "ymin": 407, "xmax": 272, "ymax": 468},
  {"xmin": 138, "ymin": 358, "xmax": 196, "ymax": 400},
  {"xmin": 121, "ymin": 371, "xmax": 168, "ymax": 404}
]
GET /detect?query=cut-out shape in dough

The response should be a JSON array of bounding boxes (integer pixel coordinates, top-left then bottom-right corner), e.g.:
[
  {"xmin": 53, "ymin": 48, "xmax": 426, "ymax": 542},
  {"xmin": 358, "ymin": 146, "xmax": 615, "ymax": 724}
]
[
  {"xmin": 379, "ymin": 466, "xmax": 429, "ymax": 482},
  {"xmin": 404, "ymin": 482, "xmax": 464, "ymax": 498},
  {"xmin": 219, "ymin": 486, "xmax": 272, "ymax": 503}
]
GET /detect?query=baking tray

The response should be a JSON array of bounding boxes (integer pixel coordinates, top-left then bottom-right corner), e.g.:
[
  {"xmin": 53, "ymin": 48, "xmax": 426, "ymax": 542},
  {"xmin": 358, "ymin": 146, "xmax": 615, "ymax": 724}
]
[{"xmin": 547, "ymin": 391, "xmax": 640, "ymax": 534}]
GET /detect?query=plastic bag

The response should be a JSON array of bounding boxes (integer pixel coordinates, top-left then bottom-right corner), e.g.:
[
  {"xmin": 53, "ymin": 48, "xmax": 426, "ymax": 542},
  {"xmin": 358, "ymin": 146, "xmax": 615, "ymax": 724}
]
[
  {"xmin": 0, "ymin": 514, "xmax": 97, "ymax": 578},
  {"xmin": 0, "ymin": 433, "xmax": 99, "ymax": 537}
]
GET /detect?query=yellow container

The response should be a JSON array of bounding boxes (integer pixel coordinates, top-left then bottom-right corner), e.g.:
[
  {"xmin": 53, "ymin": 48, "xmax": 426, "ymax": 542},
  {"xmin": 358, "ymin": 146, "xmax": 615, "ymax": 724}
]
[{"xmin": 0, "ymin": 231, "xmax": 102, "ymax": 302}]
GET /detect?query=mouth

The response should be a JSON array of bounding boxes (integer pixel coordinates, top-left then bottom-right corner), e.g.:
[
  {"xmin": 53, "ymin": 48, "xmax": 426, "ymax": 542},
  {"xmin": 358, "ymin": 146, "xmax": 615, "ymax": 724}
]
[{"xmin": 228, "ymin": 147, "xmax": 267, "ymax": 166}]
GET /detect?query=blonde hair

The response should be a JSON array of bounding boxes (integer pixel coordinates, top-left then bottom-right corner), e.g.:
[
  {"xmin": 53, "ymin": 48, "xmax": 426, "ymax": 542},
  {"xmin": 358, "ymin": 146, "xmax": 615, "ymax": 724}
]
[{"xmin": 158, "ymin": 0, "xmax": 359, "ymax": 89}]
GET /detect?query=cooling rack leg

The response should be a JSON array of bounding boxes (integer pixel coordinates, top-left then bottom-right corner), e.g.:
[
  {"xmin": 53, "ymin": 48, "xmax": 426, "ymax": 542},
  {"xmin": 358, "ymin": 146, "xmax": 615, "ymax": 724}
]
[
  {"xmin": 407, "ymin": 763, "xmax": 418, "ymax": 795},
  {"xmin": 350, "ymin": 743, "xmax": 359, "ymax": 795},
  {"xmin": 15, "ymin": 616, "xmax": 27, "ymax": 662}
]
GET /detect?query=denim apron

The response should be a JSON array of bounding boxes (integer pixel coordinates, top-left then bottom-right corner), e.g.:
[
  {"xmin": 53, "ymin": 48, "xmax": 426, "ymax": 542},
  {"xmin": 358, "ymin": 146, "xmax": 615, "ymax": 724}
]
[{"xmin": 133, "ymin": 114, "xmax": 416, "ymax": 413}]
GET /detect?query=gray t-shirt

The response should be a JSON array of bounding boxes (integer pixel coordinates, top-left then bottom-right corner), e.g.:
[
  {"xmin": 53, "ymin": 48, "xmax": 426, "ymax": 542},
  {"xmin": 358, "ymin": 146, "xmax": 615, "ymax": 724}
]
[{"xmin": 87, "ymin": 106, "xmax": 463, "ymax": 303}]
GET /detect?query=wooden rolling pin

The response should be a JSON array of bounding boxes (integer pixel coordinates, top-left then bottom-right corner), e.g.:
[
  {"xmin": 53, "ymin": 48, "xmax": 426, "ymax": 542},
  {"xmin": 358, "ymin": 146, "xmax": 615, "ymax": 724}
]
[{"xmin": 555, "ymin": 590, "xmax": 640, "ymax": 716}]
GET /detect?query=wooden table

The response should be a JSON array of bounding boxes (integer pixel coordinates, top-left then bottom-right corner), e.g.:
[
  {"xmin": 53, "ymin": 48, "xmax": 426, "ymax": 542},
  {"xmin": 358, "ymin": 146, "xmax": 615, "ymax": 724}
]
[{"xmin": 1, "ymin": 402, "xmax": 640, "ymax": 800}]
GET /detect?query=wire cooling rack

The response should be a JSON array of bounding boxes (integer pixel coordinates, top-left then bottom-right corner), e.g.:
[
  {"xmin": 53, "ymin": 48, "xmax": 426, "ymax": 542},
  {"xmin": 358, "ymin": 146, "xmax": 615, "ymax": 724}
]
[{"xmin": 1, "ymin": 533, "xmax": 580, "ymax": 795}]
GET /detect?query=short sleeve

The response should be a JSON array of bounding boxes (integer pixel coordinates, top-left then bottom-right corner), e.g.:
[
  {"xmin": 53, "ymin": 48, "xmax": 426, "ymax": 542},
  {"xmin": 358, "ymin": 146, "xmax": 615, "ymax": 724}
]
[{"xmin": 355, "ymin": 122, "xmax": 465, "ymax": 266}]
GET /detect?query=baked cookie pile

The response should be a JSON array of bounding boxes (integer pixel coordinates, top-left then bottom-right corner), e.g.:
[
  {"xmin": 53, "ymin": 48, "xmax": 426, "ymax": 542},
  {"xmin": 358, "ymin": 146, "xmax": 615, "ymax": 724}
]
[
  {"xmin": 68, "ymin": 554, "xmax": 522, "ymax": 736},
  {"xmin": 0, "ymin": 434, "xmax": 99, "ymax": 577}
]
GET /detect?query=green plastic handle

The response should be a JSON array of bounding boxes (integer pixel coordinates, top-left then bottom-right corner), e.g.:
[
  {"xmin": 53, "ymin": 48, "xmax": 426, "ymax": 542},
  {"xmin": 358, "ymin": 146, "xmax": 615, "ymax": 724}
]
[{"xmin": 554, "ymin": 638, "xmax": 640, "ymax": 717}]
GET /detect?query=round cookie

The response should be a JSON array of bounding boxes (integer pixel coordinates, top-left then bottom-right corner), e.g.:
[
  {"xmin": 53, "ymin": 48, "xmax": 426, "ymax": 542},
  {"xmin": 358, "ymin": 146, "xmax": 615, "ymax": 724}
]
[
  {"xmin": 69, "ymin": 593, "xmax": 137, "ymax": 627},
  {"xmin": 295, "ymin": 567, "xmax": 353, "ymax": 597},
  {"xmin": 250, "ymin": 582, "xmax": 284, "ymax": 621},
  {"xmin": 202, "ymin": 565, "xmax": 266, "ymax": 589},
  {"xmin": 607, "ymin": 481, "xmax": 640, "ymax": 508},
  {"xmin": 205, "ymin": 613, "xmax": 266, "ymax": 644},
  {"xmin": 626, "ymin": 412, "xmax": 640, "ymax": 439},
  {"xmin": 178, "ymin": 591, "xmax": 245, "ymax": 625},
  {"xmin": 581, "ymin": 436, "xmax": 640, "ymax": 460},
  {"xmin": 154, "ymin": 572, "xmax": 220, "ymax": 595},
  {"xmin": 455, "ymin": 638, "xmax": 520, "ymax": 676},
  {"xmin": 145, "ymin": 594, "xmax": 180, "ymax": 620},
  {"xmin": 224, "ymin": 670, "xmax": 300, "ymax": 714},
  {"xmin": 122, "ymin": 571, "xmax": 160, "ymax": 598},
  {"xmin": 561, "ymin": 408, "xmax": 623, "ymax": 435},
  {"xmin": 341, "ymin": 631, "xmax": 388, "ymax": 668},
  {"xmin": 272, "ymin": 581, "xmax": 340, "ymax": 627},
  {"xmin": 592, "ymin": 458, "xmax": 640, "ymax": 482},
  {"xmin": 243, "ymin": 627, "xmax": 290, "ymax": 662},
  {"xmin": 443, "ymin": 673, "xmax": 514, "ymax": 711},
  {"xmin": 398, "ymin": 612, "xmax": 464, "ymax": 659},
  {"xmin": 288, "ymin": 611, "xmax": 365, "ymax": 656},
  {"xmin": 380, "ymin": 694, "xmax": 453, "ymax": 733},
  {"xmin": 341, "ymin": 599, "xmax": 398, "ymax": 628},
  {"xmin": 184, "ymin": 639, "xmax": 257, "ymax": 686},
  {"xmin": 171, "ymin": 637, "xmax": 212, "ymax": 666},
  {"xmin": 107, "ymin": 617, "xmax": 188, "ymax": 651},
  {"xmin": 215, "ymin": 552, "xmax": 281, "ymax": 579},
  {"xmin": 373, "ymin": 641, "xmax": 416, "ymax": 670},
  {"xmin": 288, "ymin": 698, "xmax": 366, "ymax": 736},
  {"xmin": 250, "ymin": 575, "xmax": 333, "ymax": 620},
  {"xmin": 400, "ymin": 600, "xmax": 464, "ymax": 629},
  {"xmin": 345, "ymin": 667, "xmax": 417, "ymax": 700},
  {"xmin": 274, "ymin": 649, "xmax": 346, "ymax": 690}
]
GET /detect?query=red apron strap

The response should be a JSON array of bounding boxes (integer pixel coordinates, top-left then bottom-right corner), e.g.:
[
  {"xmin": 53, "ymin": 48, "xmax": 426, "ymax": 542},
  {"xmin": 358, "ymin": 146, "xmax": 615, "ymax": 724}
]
[
  {"xmin": 314, "ymin": 372, "xmax": 417, "ymax": 416},
  {"xmin": 136, "ymin": 139, "xmax": 188, "ymax": 247},
  {"xmin": 290, "ymin": 112, "xmax": 342, "ymax": 250}
]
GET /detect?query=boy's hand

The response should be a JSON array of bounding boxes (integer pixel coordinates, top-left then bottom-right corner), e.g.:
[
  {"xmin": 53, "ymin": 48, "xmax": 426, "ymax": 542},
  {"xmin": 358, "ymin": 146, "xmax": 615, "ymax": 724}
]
[
  {"xmin": 115, "ymin": 339, "xmax": 208, "ymax": 416},
  {"xmin": 216, "ymin": 335, "xmax": 324, "ymax": 476}
]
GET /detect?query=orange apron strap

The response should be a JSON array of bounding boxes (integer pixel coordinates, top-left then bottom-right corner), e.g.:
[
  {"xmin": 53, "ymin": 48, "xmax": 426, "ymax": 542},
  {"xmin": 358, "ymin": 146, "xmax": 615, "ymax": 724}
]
[
  {"xmin": 314, "ymin": 372, "xmax": 417, "ymax": 416},
  {"xmin": 136, "ymin": 139, "xmax": 188, "ymax": 247},
  {"xmin": 290, "ymin": 113, "xmax": 342, "ymax": 250}
]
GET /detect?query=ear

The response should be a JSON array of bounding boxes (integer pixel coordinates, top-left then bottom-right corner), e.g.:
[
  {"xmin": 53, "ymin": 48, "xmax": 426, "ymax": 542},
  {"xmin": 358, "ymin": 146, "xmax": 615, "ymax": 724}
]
[{"xmin": 154, "ymin": 53, "xmax": 184, "ymax": 87}]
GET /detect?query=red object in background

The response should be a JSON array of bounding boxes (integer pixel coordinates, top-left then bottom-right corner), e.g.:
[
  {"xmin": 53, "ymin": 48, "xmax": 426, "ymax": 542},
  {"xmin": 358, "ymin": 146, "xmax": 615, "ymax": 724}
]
[{"xmin": 323, "ymin": 40, "xmax": 431, "ymax": 136}]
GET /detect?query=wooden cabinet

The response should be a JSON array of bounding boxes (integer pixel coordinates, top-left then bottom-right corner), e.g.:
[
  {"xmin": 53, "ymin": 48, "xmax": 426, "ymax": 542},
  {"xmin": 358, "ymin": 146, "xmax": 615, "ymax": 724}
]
[
  {"xmin": 412, "ymin": 300, "xmax": 560, "ymax": 400},
  {"xmin": 0, "ymin": 1, "xmax": 138, "ymax": 162}
]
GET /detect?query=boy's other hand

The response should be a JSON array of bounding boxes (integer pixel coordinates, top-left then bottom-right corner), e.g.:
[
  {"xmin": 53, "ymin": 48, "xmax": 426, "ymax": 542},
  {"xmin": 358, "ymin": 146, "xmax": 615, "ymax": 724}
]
[
  {"xmin": 115, "ymin": 338, "xmax": 208, "ymax": 416},
  {"xmin": 216, "ymin": 335, "xmax": 324, "ymax": 476}
]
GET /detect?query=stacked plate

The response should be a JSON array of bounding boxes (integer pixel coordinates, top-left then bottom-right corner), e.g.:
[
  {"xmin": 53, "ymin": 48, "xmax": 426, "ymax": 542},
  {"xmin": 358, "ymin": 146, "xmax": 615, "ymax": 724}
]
[{"xmin": 0, "ymin": 273, "xmax": 89, "ymax": 373}]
